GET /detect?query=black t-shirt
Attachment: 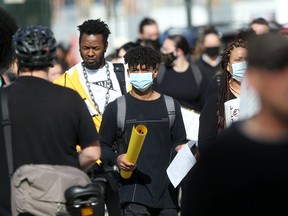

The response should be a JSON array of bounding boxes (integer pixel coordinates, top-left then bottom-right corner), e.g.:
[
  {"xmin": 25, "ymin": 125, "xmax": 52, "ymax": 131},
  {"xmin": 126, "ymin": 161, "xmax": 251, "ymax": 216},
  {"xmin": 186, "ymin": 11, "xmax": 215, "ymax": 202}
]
[
  {"xmin": 189, "ymin": 122, "xmax": 288, "ymax": 215},
  {"xmin": 100, "ymin": 93, "xmax": 187, "ymax": 209},
  {"xmin": 153, "ymin": 65, "xmax": 208, "ymax": 112},
  {"xmin": 196, "ymin": 56, "xmax": 221, "ymax": 80},
  {"xmin": 0, "ymin": 76, "xmax": 99, "ymax": 215}
]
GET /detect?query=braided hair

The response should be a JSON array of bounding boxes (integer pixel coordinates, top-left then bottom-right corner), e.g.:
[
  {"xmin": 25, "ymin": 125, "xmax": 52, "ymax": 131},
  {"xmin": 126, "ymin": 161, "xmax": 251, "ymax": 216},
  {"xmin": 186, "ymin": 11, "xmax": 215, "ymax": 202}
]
[
  {"xmin": 217, "ymin": 38, "xmax": 248, "ymax": 134},
  {"xmin": 124, "ymin": 46, "xmax": 161, "ymax": 70}
]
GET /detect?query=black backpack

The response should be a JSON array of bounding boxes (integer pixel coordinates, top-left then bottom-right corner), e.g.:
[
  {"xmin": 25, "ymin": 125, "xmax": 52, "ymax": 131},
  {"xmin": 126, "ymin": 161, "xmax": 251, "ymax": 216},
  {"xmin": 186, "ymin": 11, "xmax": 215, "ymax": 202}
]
[
  {"xmin": 116, "ymin": 94, "xmax": 176, "ymax": 151},
  {"xmin": 113, "ymin": 63, "xmax": 126, "ymax": 95}
]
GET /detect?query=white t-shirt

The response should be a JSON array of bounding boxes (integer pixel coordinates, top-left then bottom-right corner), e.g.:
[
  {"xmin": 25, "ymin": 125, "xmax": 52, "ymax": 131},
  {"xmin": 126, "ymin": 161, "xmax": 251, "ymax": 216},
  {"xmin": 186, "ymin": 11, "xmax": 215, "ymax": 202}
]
[{"xmin": 81, "ymin": 61, "xmax": 122, "ymax": 114}]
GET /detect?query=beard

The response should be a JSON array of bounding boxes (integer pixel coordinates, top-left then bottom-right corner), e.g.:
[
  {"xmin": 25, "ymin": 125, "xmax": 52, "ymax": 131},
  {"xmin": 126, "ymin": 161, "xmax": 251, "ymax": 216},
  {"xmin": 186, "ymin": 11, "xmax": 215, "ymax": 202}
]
[{"xmin": 81, "ymin": 50, "xmax": 105, "ymax": 70}]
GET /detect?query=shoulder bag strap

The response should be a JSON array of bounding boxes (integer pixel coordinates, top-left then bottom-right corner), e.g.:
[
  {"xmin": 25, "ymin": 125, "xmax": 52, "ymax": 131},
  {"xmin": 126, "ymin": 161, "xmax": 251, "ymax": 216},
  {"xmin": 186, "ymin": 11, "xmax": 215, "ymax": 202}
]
[{"xmin": 1, "ymin": 87, "xmax": 13, "ymax": 176}]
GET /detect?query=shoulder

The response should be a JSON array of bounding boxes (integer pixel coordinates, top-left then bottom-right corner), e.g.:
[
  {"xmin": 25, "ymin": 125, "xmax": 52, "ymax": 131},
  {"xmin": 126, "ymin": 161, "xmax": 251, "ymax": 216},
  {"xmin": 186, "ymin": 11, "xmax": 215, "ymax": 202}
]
[
  {"xmin": 53, "ymin": 63, "xmax": 82, "ymax": 84},
  {"xmin": 103, "ymin": 95, "xmax": 119, "ymax": 113}
]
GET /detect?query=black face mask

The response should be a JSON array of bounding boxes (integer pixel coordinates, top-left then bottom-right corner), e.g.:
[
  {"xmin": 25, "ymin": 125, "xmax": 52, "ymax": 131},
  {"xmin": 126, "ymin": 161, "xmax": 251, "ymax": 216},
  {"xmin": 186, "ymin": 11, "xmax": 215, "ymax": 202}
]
[
  {"xmin": 204, "ymin": 46, "xmax": 220, "ymax": 57},
  {"xmin": 161, "ymin": 52, "xmax": 177, "ymax": 66}
]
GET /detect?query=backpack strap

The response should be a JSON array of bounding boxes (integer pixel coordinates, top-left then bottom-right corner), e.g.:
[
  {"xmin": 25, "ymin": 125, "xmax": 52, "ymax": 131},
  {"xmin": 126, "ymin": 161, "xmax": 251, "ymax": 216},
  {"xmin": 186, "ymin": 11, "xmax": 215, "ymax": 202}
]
[
  {"xmin": 113, "ymin": 63, "xmax": 127, "ymax": 95},
  {"xmin": 116, "ymin": 94, "xmax": 175, "ymax": 136},
  {"xmin": 116, "ymin": 95, "xmax": 126, "ymax": 138},
  {"xmin": 163, "ymin": 95, "xmax": 175, "ymax": 129},
  {"xmin": 190, "ymin": 63, "xmax": 203, "ymax": 89}
]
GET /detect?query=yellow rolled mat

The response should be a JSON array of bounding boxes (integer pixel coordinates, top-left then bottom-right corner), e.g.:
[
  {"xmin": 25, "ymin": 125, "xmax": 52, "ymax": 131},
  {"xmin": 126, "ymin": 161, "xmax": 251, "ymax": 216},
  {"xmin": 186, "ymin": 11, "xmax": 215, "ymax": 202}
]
[{"xmin": 120, "ymin": 124, "xmax": 148, "ymax": 179}]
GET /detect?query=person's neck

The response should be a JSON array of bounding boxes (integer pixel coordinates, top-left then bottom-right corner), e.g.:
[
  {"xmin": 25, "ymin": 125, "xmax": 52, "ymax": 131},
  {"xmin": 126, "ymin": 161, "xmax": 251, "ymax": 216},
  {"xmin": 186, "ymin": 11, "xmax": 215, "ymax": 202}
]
[
  {"xmin": 202, "ymin": 53, "xmax": 221, "ymax": 66},
  {"xmin": 19, "ymin": 70, "xmax": 49, "ymax": 80},
  {"xmin": 173, "ymin": 56, "xmax": 189, "ymax": 73},
  {"xmin": 242, "ymin": 110, "xmax": 288, "ymax": 141},
  {"xmin": 229, "ymin": 79, "xmax": 241, "ymax": 98},
  {"xmin": 129, "ymin": 87, "xmax": 160, "ymax": 101}
]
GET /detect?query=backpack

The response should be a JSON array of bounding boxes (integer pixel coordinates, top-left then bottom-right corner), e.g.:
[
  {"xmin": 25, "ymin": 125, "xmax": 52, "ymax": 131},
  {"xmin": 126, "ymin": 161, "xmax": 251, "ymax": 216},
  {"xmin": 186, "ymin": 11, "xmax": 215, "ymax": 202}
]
[
  {"xmin": 113, "ymin": 63, "xmax": 126, "ymax": 95},
  {"xmin": 116, "ymin": 94, "xmax": 175, "ymax": 142}
]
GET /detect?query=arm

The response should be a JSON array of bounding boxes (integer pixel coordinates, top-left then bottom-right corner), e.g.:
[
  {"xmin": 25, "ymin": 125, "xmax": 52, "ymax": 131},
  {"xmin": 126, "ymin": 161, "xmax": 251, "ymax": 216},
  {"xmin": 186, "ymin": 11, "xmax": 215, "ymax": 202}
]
[
  {"xmin": 79, "ymin": 140, "xmax": 101, "ymax": 171},
  {"xmin": 99, "ymin": 101, "xmax": 120, "ymax": 166}
]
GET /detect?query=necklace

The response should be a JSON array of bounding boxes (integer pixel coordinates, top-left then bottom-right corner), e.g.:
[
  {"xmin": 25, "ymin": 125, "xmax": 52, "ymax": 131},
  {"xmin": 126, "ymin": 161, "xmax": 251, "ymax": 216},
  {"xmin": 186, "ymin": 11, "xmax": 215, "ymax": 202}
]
[{"xmin": 82, "ymin": 61, "xmax": 111, "ymax": 115}]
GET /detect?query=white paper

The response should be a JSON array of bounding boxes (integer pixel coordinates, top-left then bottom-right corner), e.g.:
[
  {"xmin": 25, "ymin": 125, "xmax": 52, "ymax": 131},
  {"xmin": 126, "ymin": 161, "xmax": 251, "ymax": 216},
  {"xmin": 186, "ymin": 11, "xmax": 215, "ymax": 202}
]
[
  {"xmin": 180, "ymin": 107, "xmax": 200, "ymax": 141},
  {"xmin": 224, "ymin": 98, "xmax": 240, "ymax": 127},
  {"xmin": 166, "ymin": 141, "xmax": 197, "ymax": 188}
]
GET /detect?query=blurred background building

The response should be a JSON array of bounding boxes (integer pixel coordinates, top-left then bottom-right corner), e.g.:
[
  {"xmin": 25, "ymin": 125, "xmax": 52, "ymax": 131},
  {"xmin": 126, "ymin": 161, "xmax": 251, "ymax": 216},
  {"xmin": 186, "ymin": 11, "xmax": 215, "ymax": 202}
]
[{"xmin": 1, "ymin": 0, "xmax": 287, "ymax": 62}]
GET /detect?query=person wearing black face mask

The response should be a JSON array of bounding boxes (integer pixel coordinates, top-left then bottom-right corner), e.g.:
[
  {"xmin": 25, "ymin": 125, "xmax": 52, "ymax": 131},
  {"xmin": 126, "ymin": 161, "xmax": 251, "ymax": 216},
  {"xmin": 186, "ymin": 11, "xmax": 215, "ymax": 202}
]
[
  {"xmin": 136, "ymin": 17, "xmax": 161, "ymax": 52},
  {"xmin": 155, "ymin": 34, "xmax": 210, "ymax": 216},
  {"xmin": 195, "ymin": 26, "xmax": 222, "ymax": 81},
  {"xmin": 204, "ymin": 46, "xmax": 220, "ymax": 58},
  {"xmin": 161, "ymin": 51, "xmax": 177, "ymax": 67}
]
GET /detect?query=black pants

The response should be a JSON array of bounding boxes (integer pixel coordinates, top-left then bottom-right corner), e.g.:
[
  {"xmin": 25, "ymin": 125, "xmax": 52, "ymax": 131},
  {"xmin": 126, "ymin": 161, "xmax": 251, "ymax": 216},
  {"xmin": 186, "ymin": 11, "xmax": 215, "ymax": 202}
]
[
  {"xmin": 105, "ymin": 185, "xmax": 121, "ymax": 216},
  {"xmin": 122, "ymin": 203, "xmax": 178, "ymax": 216}
]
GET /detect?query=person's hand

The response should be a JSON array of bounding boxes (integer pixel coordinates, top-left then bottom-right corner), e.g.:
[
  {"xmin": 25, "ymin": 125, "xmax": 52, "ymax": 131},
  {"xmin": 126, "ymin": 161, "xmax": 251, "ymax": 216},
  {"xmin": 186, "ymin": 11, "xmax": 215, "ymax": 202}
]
[
  {"xmin": 175, "ymin": 144, "xmax": 185, "ymax": 152},
  {"xmin": 117, "ymin": 154, "xmax": 136, "ymax": 172}
]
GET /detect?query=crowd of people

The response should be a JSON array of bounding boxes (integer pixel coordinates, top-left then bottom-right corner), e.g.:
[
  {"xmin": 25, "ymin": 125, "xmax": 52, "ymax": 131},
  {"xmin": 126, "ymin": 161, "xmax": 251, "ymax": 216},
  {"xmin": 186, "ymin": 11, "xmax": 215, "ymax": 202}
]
[{"xmin": 0, "ymin": 5, "xmax": 288, "ymax": 216}]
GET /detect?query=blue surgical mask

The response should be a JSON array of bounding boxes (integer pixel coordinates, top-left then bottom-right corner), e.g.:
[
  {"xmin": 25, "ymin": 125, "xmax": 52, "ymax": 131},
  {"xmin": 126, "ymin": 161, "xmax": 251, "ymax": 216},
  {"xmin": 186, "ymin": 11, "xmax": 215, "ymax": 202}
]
[
  {"xmin": 130, "ymin": 72, "xmax": 153, "ymax": 92},
  {"xmin": 231, "ymin": 61, "xmax": 247, "ymax": 82}
]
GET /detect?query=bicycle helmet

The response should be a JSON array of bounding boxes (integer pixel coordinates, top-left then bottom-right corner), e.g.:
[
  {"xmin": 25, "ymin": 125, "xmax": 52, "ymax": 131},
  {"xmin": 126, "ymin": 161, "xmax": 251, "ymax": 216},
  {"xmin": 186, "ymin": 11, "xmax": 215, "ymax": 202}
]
[{"xmin": 12, "ymin": 25, "xmax": 57, "ymax": 68}]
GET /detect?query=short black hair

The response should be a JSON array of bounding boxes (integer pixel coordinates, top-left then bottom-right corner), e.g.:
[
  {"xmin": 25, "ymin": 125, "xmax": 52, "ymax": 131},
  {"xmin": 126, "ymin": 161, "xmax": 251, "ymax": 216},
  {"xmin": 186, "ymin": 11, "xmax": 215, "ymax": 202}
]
[
  {"xmin": 0, "ymin": 7, "xmax": 18, "ymax": 73},
  {"xmin": 248, "ymin": 32, "xmax": 288, "ymax": 70},
  {"xmin": 124, "ymin": 46, "xmax": 161, "ymax": 70},
  {"xmin": 77, "ymin": 19, "xmax": 111, "ymax": 44}
]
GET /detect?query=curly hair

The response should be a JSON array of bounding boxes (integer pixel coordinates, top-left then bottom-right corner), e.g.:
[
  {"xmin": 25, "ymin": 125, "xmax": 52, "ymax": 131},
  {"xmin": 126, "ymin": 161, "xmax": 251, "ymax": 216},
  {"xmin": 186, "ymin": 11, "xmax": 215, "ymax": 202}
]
[
  {"xmin": 124, "ymin": 46, "xmax": 161, "ymax": 70},
  {"xmin": 0, "ymin": 7, "xmax": 18, "ymax": 73},
  {"xmin": 77, "ymin": 19, "xmax": 111, "ymax": 44},
  {"xmin": 217, "ymin": 38, "xmax": 248, "ymax": 134}
]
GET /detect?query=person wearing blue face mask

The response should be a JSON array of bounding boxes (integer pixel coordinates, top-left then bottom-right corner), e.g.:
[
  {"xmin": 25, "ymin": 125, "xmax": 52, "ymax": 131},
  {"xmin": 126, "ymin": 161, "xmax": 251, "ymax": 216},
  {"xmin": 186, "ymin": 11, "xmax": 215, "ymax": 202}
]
[
  {"xmin": 230, "ymin": 61, "xmax": 247, "ymax": 82},
  {"xmin": 198, "ymin": 34, "xmax": 251, "ymax": 155},
  {"xmin": 99, "ymin": 46, "xmax": 187, "ymax": 216}
]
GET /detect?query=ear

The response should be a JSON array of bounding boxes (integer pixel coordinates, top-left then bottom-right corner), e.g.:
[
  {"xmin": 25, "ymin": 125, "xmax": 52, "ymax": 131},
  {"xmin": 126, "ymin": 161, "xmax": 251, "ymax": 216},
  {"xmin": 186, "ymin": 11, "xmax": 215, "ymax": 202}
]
[
  {"xmin": 153, "ymin": 68, "xmax": 159, "ymax": 79},
  {"xmin": 127, "ymin": 68, "xmax": 130, "ymax": 77},
  {"xmin": 104, "ymin": 42, "xmax": 108, "ymax": 52},
  {"xmin": 176, "ymin": 48, "xmax": 182, "ymax": 56},
  {"xmin": 227, "ymin": 63, "xmax": 233, "ymax": 74}
]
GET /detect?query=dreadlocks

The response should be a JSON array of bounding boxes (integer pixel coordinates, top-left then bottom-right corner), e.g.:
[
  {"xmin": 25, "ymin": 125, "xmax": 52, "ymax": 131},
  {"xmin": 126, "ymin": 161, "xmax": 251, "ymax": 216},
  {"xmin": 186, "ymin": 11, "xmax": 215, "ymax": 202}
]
[
  {"xmin": 77, "ymin": 19, "xmax": 111, "ymax": 44},
  {"xmin": 124, "ymin": 46, "xmax": 161, "ymax": 70},
  {"xmin": 217, "ymin": 38, "xmax": 248, "ymax": 134}
]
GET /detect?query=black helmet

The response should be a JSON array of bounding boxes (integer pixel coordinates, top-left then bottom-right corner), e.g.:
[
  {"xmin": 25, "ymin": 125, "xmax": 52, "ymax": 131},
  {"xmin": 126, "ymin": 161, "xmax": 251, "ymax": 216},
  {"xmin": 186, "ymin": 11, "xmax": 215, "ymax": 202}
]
[{"xmin": 12, "ymin": 25, "xmax": 57, "ymax": 68}]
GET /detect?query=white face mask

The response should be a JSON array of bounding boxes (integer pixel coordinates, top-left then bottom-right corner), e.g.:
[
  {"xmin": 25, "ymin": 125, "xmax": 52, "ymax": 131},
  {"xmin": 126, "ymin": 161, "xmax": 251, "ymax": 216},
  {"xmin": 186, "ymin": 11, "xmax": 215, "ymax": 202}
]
[
  {"xmin": 231, "ymin": 61, "xmax": 247, "ymax": 82},
  {"xmin": 130, "ymin": 72, "xmax": 153, "ymax": 92}
]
